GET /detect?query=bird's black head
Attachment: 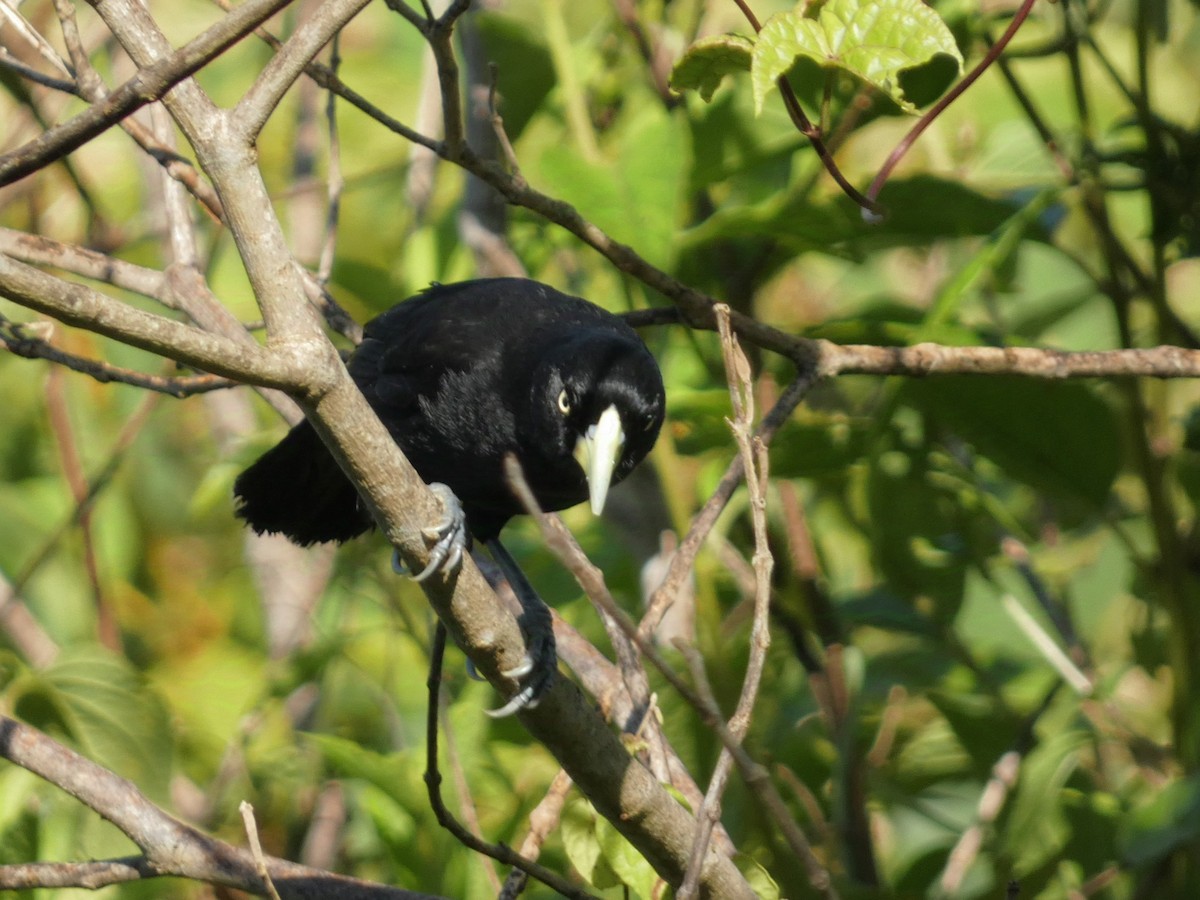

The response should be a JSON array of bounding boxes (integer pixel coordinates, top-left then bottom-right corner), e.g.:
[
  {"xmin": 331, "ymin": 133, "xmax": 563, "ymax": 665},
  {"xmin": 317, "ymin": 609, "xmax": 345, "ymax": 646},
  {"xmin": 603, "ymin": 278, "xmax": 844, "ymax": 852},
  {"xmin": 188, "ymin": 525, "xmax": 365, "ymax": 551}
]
[{"xmin": 524, "ymin": 329, "xmax": 665, "ymax": 514}]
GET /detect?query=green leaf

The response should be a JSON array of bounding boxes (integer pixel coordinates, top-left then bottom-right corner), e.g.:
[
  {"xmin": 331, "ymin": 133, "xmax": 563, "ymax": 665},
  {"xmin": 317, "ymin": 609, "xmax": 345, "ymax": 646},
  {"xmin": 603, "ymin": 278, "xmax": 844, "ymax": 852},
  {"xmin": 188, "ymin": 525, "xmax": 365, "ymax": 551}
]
[
  {"xmin": 1122, "ymin": 773, "xmax": 1200, "ymax": 867},
  {"xmin": 927, "ymin": 689, "xmax": 1022, "ymax": 773},
  {"xmin": 11, "ymin": 646, "xmax": 174, "ymax": 803},
  {"xmin": 751, "ymin": 0, "xmax": 962, "ymax": 114},
  {"xmin": 537, "ymin": 104, "xmax": 688, "ymax": 269},
  {"xmin": 904, "ymin": 376, "xmax": 1121, "ymax": 508},
  {"xmin": 736, "ymin": 853, "xmax": 782, "ymax": 899},
  {"xmin": 562, "ymin": 799, "xmax": 604, "ymax": 886},
  {"xmin": 669, "ymin": 34, "xmax": 755, "ymax": 102},
  {"xmin": 594, "ymin": 812, "xmax": 661, "ymax": 898},
  {"xmin": 1002, "ymin": 729, "xmax": 1090, "ymax": 871},
  {"xmin": 564, "ymin": 797, "xmax": 659, "ymax": 896}
]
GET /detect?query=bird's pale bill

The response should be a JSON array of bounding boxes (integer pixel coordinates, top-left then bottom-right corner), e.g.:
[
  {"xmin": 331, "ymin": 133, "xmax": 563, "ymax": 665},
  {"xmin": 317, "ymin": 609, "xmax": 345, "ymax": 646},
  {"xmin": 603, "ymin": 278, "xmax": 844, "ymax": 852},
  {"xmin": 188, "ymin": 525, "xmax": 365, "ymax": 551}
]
[{"xmin": 574, "ymin": 404, "xmax": 625, "ymax": 515}]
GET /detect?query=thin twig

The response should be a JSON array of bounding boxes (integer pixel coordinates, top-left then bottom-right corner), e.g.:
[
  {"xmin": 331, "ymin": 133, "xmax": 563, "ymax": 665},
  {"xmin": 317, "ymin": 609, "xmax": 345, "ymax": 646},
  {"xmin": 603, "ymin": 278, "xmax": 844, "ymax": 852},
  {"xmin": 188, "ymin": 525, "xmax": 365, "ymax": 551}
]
[
  {"xmin": 1, "ymin": 321, "xmax": 236, "ymax": 396},
  {"xmin": 640, "ymin": 373, "xmax": 815, "ymax": 638},
  {"xmin": 0, "ymin": 569, "xmax": 58, "ymax": 669},
  {"xmin": 317, "ymin": 35, "xmax": 344, "ymax": 287},
  {"xmin": 501, "ymin": 457, "xmax": 829, "ymax": 891},
  {"xmin": 423, "ymin": 625, "xmax": 596, "ymax": 899},
  {"xmin": 0, "ymin": 49, "xmax": 76, "ymax": 93},
  {"xmin": 438, "ymin": 684, "xmax": 503, "ymax": 894},
  {"xmin": 0, "ymin": 0, "xmax": 295, "ymax": 186},
  {"xmin": 677, "ymin": 643, "xmax": 837, "ymax": 898},
  {"xmin": 500, "ymin": 461, "xmax": 667, "ymax": 743},
  {"xmin": 544, "ymin": 606, "xmax": 729, "ymax": 852},
  {"xmin": 0, "ymin": 253, "xmax": 305, "ymax": 388},
  {"xmin": 239, "ymin": 802, "xmax": 284, "ymax": 900},
  {"xmin": 0, "ymin": 0, "xmax": 73, "ymax": 78},
  {"xmin": 999, "ymin": 596, "xmax": 1093, "ymax": 695},
  {"xmin": 680, "ymin": 306, "xmax": 775, "ymax": 896},
  {"xmin": 500, "ymin": 768, "xmax": 574, "ymax": 899},
  {"xmin": 865, "ymin": 0, "xmax": 1040, "ymax": 205},
  {"xmin": 938, "ymin": 751, "xmax": 1022, "ymax": 895},
  {"xmin": 730, "ymin": 0, "xmax": 878, "ymax": 214},
  {"xmin": 44, "ymin": 366, "xmax": 118, "ymax": 651}
]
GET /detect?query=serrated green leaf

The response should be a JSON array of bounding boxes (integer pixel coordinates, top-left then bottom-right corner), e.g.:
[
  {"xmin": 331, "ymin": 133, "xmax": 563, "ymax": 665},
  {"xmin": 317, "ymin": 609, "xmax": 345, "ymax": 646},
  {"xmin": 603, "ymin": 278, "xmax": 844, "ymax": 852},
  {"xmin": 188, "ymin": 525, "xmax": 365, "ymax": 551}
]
[
  {"xmin": 751, "ymin": 0, "xmax": 962, "ymax": 114},
  {"xmin": 669, "ymin": 34, "xmax": 755, "ymax": 102}
]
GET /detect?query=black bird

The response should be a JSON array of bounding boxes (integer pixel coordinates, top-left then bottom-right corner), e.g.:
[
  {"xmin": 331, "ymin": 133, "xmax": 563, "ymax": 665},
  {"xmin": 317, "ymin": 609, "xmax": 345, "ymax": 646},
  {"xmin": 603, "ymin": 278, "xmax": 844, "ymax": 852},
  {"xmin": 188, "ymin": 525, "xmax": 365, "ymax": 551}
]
[{"xmin": 234, "ymin": 278, "xmax": 665, "ymax": 711}]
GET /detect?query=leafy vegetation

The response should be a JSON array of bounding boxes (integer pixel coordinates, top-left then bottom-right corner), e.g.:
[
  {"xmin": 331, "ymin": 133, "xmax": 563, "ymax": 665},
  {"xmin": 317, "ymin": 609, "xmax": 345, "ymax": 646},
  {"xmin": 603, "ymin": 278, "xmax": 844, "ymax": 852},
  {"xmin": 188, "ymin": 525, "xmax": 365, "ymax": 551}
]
[{"xmin": 1, "ymin": 0, "xmax": 1199, "ymax": 896}]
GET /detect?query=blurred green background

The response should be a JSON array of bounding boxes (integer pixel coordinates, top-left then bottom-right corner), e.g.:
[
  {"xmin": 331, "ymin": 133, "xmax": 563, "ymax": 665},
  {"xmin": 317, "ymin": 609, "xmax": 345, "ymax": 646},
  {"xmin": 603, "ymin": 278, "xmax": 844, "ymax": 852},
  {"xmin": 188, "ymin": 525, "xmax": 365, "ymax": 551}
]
[{"xmin": 2, "ymin": 0, "xmax": 1200, "ymax": 896}]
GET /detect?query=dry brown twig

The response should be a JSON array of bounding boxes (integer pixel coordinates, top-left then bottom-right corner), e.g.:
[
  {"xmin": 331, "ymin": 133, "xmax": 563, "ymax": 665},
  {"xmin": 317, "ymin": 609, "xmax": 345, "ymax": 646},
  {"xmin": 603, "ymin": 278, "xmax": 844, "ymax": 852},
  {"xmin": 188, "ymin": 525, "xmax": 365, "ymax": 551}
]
[
  {"xmin": 544, "ymin": 605, "xmax": 725, "ymax": 848},
  {"xmin": 501, "ymin": 458, "xmax": 831, "ymax": 891},
  {"xmin": 240, "ymin": 802, "xmax": 284, "ymax": 900},
  {"xmin": 679, "ymin": 305, "xmax": 776, "ymax": 897},
  {"xmin": 938, "ymin": 751, "xmax": 1022, "ymax": 895},
  {"xmin": 1, "ymin": 0, "xmax": 1199, "ymax": 896}
]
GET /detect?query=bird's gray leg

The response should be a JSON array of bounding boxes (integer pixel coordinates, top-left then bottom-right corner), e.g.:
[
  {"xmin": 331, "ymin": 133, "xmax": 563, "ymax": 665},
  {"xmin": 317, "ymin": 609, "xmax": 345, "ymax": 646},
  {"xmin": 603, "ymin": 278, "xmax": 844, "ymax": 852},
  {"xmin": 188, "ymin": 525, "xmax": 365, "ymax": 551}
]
[
  {"xmin": 391, "ymin": 483, "xmax": 468, "ymax": 582},
  {"xmin": 483, "ymin": 537, "xmax": 556, "ymax": 716}
]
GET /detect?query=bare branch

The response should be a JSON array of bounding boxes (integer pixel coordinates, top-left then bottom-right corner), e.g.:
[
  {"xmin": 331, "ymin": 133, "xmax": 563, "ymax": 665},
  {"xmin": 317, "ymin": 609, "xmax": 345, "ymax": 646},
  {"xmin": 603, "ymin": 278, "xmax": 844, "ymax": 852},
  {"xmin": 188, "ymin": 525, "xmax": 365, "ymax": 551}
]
[
  {"xmin": 0, "ymin": 570, "xmax": 59, "ymax": 669},
  {"xmin": 423, "ymin": 625, "xmax": 596, "ymax": 900},
  {"xmin": 0, "ymin": 254, "xmax": 302, "ymax": 387},
  {"xmin": 0, "ymin": 0, "xmax": 73, "ymax": 79},
  {"xmin": 0, "ymin": 716, "xmax": 443, "ymax": 898},
  {"xmin": 865, "ymin": 0, "xmax": 1040, "ymax": 206},
  {"xmin": 235, "ymin": 0, "xmax": 373, "ymax": 141},
  {"xmin": 938, "ymin": 751, "xmax": 1022, "ymax": 895},
  {"xmin": 0, "ymin": 227, "xmax": 168, "ymax": 300},
  {"xmin": 677, "ymin": 641, "xmax": 837, "ymax": 899},
  {"xmin": 641, "ymin": 373, "xmax": 815, "ymax": 638},
  {"xmin": 821, "ymin": 341, "xmax": 1200, "ymax": 379},
  {"xmin": 316, "ymin": 37, "xmax": 345, "ymax": 287},
  {"xmin": 240, "ymin": 803, "xmax": 284, "ymax": 900},
  {"xmin": 1, "ymin": 322, "xmax": 237, "ymax": 396},
  {"xmin": 501, "ymin": 457, "xmax": 755, "ymax": 894},
  {"xmin": 0, "ymin": 0, "xmax": 293, "ymax": 186},
  {"xmin": 0, "ymin": 49, "xmax": 76, "ymax": 93},
  {"xmin": 680, "ymin": 306, "xmax": 776, "ymax": 896}
]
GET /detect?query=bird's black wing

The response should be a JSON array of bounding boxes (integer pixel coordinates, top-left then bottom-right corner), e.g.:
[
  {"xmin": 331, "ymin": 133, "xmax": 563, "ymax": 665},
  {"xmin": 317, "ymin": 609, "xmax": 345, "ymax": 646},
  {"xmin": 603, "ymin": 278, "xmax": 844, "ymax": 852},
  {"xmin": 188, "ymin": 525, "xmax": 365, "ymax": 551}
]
[
  {"xmin": 350, "ymin": 278, "xmax": 619, "ymax": 412},
  {"xmin": 235, "ymin": 278, "xmax": 648, "ymax": 546}
]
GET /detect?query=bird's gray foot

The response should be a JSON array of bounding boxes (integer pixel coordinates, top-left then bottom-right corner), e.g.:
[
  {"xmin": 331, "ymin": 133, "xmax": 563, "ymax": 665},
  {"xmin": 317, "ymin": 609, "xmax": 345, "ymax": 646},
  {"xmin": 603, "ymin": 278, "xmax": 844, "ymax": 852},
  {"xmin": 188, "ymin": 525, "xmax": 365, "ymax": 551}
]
[
  {"xmin": 488, "ymin": 602, "xmax": 555, "ymax": 717},
  {"xmin": 484, "ymin": 538, "xmax": 557, "ymax": 717},
  {"xmin": 391, "ymin": 483, "xmax": 468, "ymax": 582}
]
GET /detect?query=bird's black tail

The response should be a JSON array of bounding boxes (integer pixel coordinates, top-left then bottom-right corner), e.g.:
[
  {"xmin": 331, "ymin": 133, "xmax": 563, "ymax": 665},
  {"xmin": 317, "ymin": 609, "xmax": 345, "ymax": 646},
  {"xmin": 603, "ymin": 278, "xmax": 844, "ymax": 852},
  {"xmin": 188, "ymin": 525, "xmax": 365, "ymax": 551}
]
[{"xmin": 233, "ymin": 422, "xmax": 372, "ymax": 546}]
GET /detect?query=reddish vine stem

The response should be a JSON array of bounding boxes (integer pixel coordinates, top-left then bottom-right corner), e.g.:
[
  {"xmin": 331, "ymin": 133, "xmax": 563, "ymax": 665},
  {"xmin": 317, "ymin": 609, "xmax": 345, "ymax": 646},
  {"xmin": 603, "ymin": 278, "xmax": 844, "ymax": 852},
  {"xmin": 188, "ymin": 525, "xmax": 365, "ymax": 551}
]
[
  {"xmin": 865, "ymin": 0, "xmax": 1040, "ymax": 205},
  {"xmin": 732, "ymin": 0, "xmax": 880, "ymax": 215}
]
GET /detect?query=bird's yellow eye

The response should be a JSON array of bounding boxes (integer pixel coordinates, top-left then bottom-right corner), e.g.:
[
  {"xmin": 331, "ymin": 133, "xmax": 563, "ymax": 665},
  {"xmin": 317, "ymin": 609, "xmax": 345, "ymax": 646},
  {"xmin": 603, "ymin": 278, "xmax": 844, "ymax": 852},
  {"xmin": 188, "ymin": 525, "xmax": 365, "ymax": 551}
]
[{"xmin": 557, "ymin": 390, "xmax": 571, "ymax": 415}]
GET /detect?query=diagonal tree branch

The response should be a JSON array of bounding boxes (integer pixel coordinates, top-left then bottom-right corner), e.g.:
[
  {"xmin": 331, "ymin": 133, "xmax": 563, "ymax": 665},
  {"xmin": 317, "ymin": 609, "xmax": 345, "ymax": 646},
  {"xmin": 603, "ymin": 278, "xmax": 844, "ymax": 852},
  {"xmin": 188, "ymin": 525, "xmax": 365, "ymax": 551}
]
[
  {"xmin": 0, "ymin": 253, "xmax": 303, "ymax": 387},
  {"xmin": 0, "ymin": 716, "xmax": 443, "ymax": 899},
  {"xmin": 235, "ymin": 0, "xmax": 374, "ymax": 142}
]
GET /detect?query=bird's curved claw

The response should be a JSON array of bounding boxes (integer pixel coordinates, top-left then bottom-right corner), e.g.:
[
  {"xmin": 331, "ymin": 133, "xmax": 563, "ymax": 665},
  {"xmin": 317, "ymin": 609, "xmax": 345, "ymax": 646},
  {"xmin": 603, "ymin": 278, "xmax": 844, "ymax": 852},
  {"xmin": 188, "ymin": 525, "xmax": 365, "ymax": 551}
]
[
  {"xmin": 485, "ymin": 600, "xmax": 556, "ymax": 717},
  {"xmin": 392, "ymin": 483, "xmax": 468, "ymax": 582}
]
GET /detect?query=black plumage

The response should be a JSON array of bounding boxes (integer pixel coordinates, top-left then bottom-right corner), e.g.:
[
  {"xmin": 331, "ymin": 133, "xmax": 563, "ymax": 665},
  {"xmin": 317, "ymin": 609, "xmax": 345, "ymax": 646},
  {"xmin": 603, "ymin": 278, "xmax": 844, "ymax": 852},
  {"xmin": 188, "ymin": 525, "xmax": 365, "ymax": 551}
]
[
  {"xmin": 233, "ymin": 278, "xmax": 665, "ymax": 710},
  {"xmin": 234, "ymin": 278, "xmax": 665, "ymax": 545}
]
